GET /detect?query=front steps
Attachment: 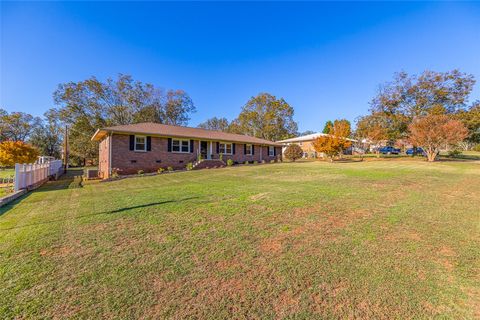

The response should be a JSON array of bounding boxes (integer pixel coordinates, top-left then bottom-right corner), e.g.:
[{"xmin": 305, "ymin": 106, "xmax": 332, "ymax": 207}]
[{"xmin": 192, "ymin": 159, "xmax": 226, "ymax": 170}]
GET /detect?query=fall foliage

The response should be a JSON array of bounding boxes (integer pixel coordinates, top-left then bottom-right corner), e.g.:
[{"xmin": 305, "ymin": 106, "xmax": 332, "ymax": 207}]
[
  {"xmin": 230, "ymin": 93, "xmax": 298, "ymax": 141},
  {"xmin": 283, "ymin": 144, "xmax": 303, "ymax": 162},
  {"xmin": 312, "ymin": 119, "xmax": 352, "ymax": 161},
  {"xmin": 0, "ymin": 141, "xmax": 40, "ymax": 167},
  {"xmin": 355, "ymin": 112, "xmax": 389, "ymax": 157},
  {"xmin": 408, "ymin": 114, "xmax": 468, "ymax": 162},
  {"xmin": 365, "ymin": 70, "xmax": 475, "ymax": 141}
]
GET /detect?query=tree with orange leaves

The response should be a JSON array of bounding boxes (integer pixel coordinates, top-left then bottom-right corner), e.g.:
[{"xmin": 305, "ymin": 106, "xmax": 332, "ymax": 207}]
[
  {"xmin": 0, "ymin": 141, "xmax": 40, "ymax": 167},
  {"xmin": 312, "ymin": 119, "xmax": 352, "ymax": 162},
  {"xmin": 355, "ymin": 112, "xmax": 389, "ymax": 158},
  {"xmin": 408, "ymin": 114, "xmax": 468, "ymax": 162}
]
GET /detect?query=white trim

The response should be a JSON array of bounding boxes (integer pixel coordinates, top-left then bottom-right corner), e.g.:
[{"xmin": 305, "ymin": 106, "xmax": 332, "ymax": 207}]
[
  {"xmin": 209, "ymin": 141, "xmax": 212, "ymax": 159},
  {"xmin": 134, "ymin": 135, "xmax": 147, "ymax": 152},
  {"xmin": 171, "ymin": 138, "xmax": 190, "ymax": 153},
  {"xmin": 219, "ymin": 142, "xmax": 233, "ymax": 155},
  {"xmin": 108, "ymin": 133, "xmax": 112, "ymax": 176},
  {"xmin": 245, "ymin": 144, "xmax": 253, "ymax": 156},
  {"xmin": 268, "ymin": 146, "xmax": 275, "ymax": 157}
]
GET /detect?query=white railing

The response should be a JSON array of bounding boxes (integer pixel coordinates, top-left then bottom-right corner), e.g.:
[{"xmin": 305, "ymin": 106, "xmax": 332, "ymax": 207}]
[
  {"xmin": 14, "ymin": 160, "xmax": 64, "ymax": 192},
  {"xmin": 48, "ymin": 160, "xmax": 64, "ymax": 178}
]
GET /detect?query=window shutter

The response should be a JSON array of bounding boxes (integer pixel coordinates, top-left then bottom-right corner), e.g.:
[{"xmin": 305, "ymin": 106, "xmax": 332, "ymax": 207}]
[
  {"xmin": 233, "ymin": 143, "xmax": 236, "ymax": 154},
  {"xmin": 216, "ymin": 142, "xmax": 220, "ymax": 154},
  {"xmin": 252, "ymin": 145, "xmax": 255, "ymax": 155},
  {"xmin": 167, "ymin": 138, "xmax": 172, "ymax": 152},
  {"xmin": 146, "ymin": 136, "xmax": 152, "ymax": 151},
  {"xmin": 273, "ymin": 147, "xmax": 276, "ymax": 156},
  {"xmin": 244, "ymin": 144, "xmax": 247, "ymax": 155},
  {"xmin": 190, "ymin": 140, "xmax": 194, "ymax": 153},
  {"xmin": 129, "ymin": 135, "xmax": 135, "ymax": 150}
]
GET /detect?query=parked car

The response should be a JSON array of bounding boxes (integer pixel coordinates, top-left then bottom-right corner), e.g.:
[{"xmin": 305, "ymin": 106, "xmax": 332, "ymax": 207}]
[
  {"xmin": 406, "ymin": 147, "xmax": 426, "ymax": 156},
  {"xmin": 378, "ymin": 146, "xmax": 401, "ymax": 154}
]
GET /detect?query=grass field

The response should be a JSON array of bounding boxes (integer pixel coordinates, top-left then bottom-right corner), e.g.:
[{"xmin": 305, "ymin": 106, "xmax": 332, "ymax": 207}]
[
  {"xmin": 0, "ymin": 168, "xmax": 14, "ymax": 179},
  {"xmin": 1, "ymin": 160, "xmax": 479, "ymax": 319}
]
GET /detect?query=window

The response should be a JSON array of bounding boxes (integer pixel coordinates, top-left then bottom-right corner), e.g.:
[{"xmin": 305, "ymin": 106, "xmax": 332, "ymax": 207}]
[
  {"xmin": 269, "ymin": 146, "xmax": 275, "ymax": 157},
  {"xmin": 172, "ymin": 139, "xmax": 190, "ymax": 153},
  {"xmin": 134, "ymin": 136, "xmax": 146, "ymax": 152},
  {"xmin": 246, "ymin": 144, "xmax": 253, "ymax": 155},
  {"xmin": 219, "ymin": 143, "xmax": 232, "ymax": 155}
]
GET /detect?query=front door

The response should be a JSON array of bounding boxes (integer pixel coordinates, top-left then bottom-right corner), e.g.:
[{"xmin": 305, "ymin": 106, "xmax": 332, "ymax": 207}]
[{"xmin": 200, "ymin": 141, "xmax": 208, "ymax": 159}]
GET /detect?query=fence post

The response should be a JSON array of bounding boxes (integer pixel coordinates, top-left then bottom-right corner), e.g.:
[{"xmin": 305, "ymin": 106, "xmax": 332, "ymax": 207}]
[
  {"xmin": 14, "ymin": 163, "xmax": 20, "ymax": 191},
  {"xmin": 22, "ymin": 164, "xmax": 26, "ymax": 191}
]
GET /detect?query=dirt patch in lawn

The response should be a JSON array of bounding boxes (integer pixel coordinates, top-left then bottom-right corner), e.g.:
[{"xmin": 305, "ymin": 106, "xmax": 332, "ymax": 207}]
[
  {"xmin": 258, "ymin": 204, "xmax": 372, "ymax": 256},
  {"xmin": 273, "ymin": 290, "xmax": 301, "ymax": 317}
]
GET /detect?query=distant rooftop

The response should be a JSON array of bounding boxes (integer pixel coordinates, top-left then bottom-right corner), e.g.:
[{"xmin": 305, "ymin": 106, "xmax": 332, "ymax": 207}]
[{"xmin": 277, "ymin": 132, "xmax": 357, "ymax": 143}]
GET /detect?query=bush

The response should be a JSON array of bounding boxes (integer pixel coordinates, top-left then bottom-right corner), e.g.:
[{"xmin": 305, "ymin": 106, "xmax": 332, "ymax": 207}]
[
  {"xmin": 157, "ymin": 167, "xmax": 165, "ymax": 174},
  {"xmin": 270, "ymin": 159, "xmax": 275, "ymax": 163},
  {"xmin": 219, "ymin": 154, "xmax": 223, "ymax": 161},
  {"xmin": 167, "ymin": 166, "xmax": 173, "ymax": 172},
  {"xmin": 253, "ymin": 161, "xmax": 258, "ymax": 165},
  {"xmin": 283, "ymin": 144, "xmax": 303, "ymax": 162},
  {"xmin": 186, "ymin": 162, "xmax": 193, "ymax": 171},
  {"xmin": 448, "ymin": 149, "xmax": 462, "ymax": 157},
  {"xmin": 473, "ymin": 144, "xmax": 480, "ymax": 152},
  {"xmin": 111, "ymin": 168, "xmax": 120, "ymax": 178},
  {"xmin": 261, "ymin": 160, "xmax": 266, "ymax": 164},
  {"xmin": 244, "ymin": 161, "xmax": 249, "ymax": 165},
  {"xmin": 226, "ymin": 159, "xmax": 234, "ymax": 166},
  {"xmin": 137, "ymin": 169, "xmax": 144, "ymax": 175}
]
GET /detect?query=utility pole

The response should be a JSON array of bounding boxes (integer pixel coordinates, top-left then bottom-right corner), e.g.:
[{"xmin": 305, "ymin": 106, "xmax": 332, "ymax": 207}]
[{"xmin": 64, "ymin": 125, "xmax": 69, "ymax": 173}]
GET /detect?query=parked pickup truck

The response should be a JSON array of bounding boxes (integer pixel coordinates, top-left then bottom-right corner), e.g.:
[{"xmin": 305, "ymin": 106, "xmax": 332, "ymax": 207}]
[
  {"xmin": 378, "ymin": 146, "xmax": 401, "ymax": 155},
  {"xmin": 406, "ymin": 147, "xmax": 426, "ymax": 156}
]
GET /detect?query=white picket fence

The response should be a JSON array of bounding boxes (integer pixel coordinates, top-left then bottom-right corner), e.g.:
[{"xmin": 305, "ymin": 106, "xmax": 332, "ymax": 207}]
[{"xmin": 14, "ymin": 160, "xmax": 64, "ymax": 192}]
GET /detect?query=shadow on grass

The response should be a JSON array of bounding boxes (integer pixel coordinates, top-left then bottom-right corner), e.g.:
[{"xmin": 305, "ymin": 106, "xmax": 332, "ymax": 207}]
[
  {"xmin": 437, "ymin": 156, "xmax": 480, "ymax": 162},
  {"xmin": 102, "ymin": 197, "xmax": 199, "ymax": 214},
  {"xmin": 35, "ymin": 168, "xmax": 85, "ymax": 193},
  {"xmin": 0, "ymin": 168, "xmax": 85, "ymax": 217},
  {"xmin": 0, "ymin": 196, "xmax": 199, "ymax": 230}
]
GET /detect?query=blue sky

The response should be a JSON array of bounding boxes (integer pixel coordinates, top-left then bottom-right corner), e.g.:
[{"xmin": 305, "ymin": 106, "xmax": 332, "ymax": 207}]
[{"xmin": 1, "ymin": 2, "xmax": 480, "ymax": 132}]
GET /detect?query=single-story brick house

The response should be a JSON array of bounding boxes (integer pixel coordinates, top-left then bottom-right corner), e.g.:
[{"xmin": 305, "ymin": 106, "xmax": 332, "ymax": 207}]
[{"xmin": 91, "ymin": 122, "xmax": 282, "ymax": 178}]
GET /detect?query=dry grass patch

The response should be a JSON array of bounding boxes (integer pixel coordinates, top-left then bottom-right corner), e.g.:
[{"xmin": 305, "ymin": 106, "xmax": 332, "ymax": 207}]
[{"xmin": 1, "ymin": 161, "xmax": 479, "ymax": 319}]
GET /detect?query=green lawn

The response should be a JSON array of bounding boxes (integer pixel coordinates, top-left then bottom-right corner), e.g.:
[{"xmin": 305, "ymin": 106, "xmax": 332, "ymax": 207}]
[
  {"xmin": 1, "ymin": 160, "xmax": 479, "ymax": 318},
  {"xmin": 0, "ymin": 168, "xmax": 14, "ymax": 179}
]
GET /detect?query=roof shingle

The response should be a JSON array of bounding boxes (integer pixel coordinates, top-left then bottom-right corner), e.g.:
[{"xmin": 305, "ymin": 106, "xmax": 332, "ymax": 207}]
[{"xmin": 91, "ymin": 122, "xmax": 280, "ymax": 145}]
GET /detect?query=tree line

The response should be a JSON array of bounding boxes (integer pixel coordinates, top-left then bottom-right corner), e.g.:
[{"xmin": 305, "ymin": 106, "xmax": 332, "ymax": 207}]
[
  {"xmin": 284, "ymin": 70, "xmax": 479, "ymax": 162},
  {"xmin": 0, "ymin": 74, "xmax": 298, "ymax": 166},
  {"xmin": 354, "ymin": 70, "xmax": 479, "ymax": 161},
  {"xmin": 1, "ymin": 69, "xmax": 479, "ymax": 166}
]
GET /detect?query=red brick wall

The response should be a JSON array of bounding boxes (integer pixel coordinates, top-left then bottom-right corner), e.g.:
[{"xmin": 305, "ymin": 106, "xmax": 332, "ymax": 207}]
[
  {"xmin": 210, "ymin": 143, "xmax": 282, "ymax": 163},
  {"xmin": 98, "ymin": 134, "xmax": 283, "ymax": 178},
  {"xmin": 110, "ymin": 134, "xmax": 198, "ymax": 175}
]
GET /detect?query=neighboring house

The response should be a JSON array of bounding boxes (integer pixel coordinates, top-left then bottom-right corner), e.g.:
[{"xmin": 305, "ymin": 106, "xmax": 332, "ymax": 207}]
[
  {"xmin": 277, "ymin": 132, "xmax": 358, "ymax": 158},
  {"xmin": 91, "ymin": 122, "xmax": 282, "ymax": 178}
]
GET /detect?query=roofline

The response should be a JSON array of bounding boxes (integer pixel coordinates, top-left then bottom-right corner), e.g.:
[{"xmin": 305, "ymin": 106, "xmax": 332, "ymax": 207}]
[
  {"xmin": 277, "ymin": 135, "xmax": 358, "ymax": 144},
  {"xmin": 90, "ymin": 128, "xmax": 103, "ymax": 141},
  {"xmin": 91, "ymin": 128, "xmax": 282, "ymax": 146}
]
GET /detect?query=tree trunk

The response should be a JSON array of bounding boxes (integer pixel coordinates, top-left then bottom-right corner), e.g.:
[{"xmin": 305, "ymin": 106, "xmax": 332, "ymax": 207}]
[{"xmin": 426, "ymin": 150, "xmax": 437, "ymax": 162}]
